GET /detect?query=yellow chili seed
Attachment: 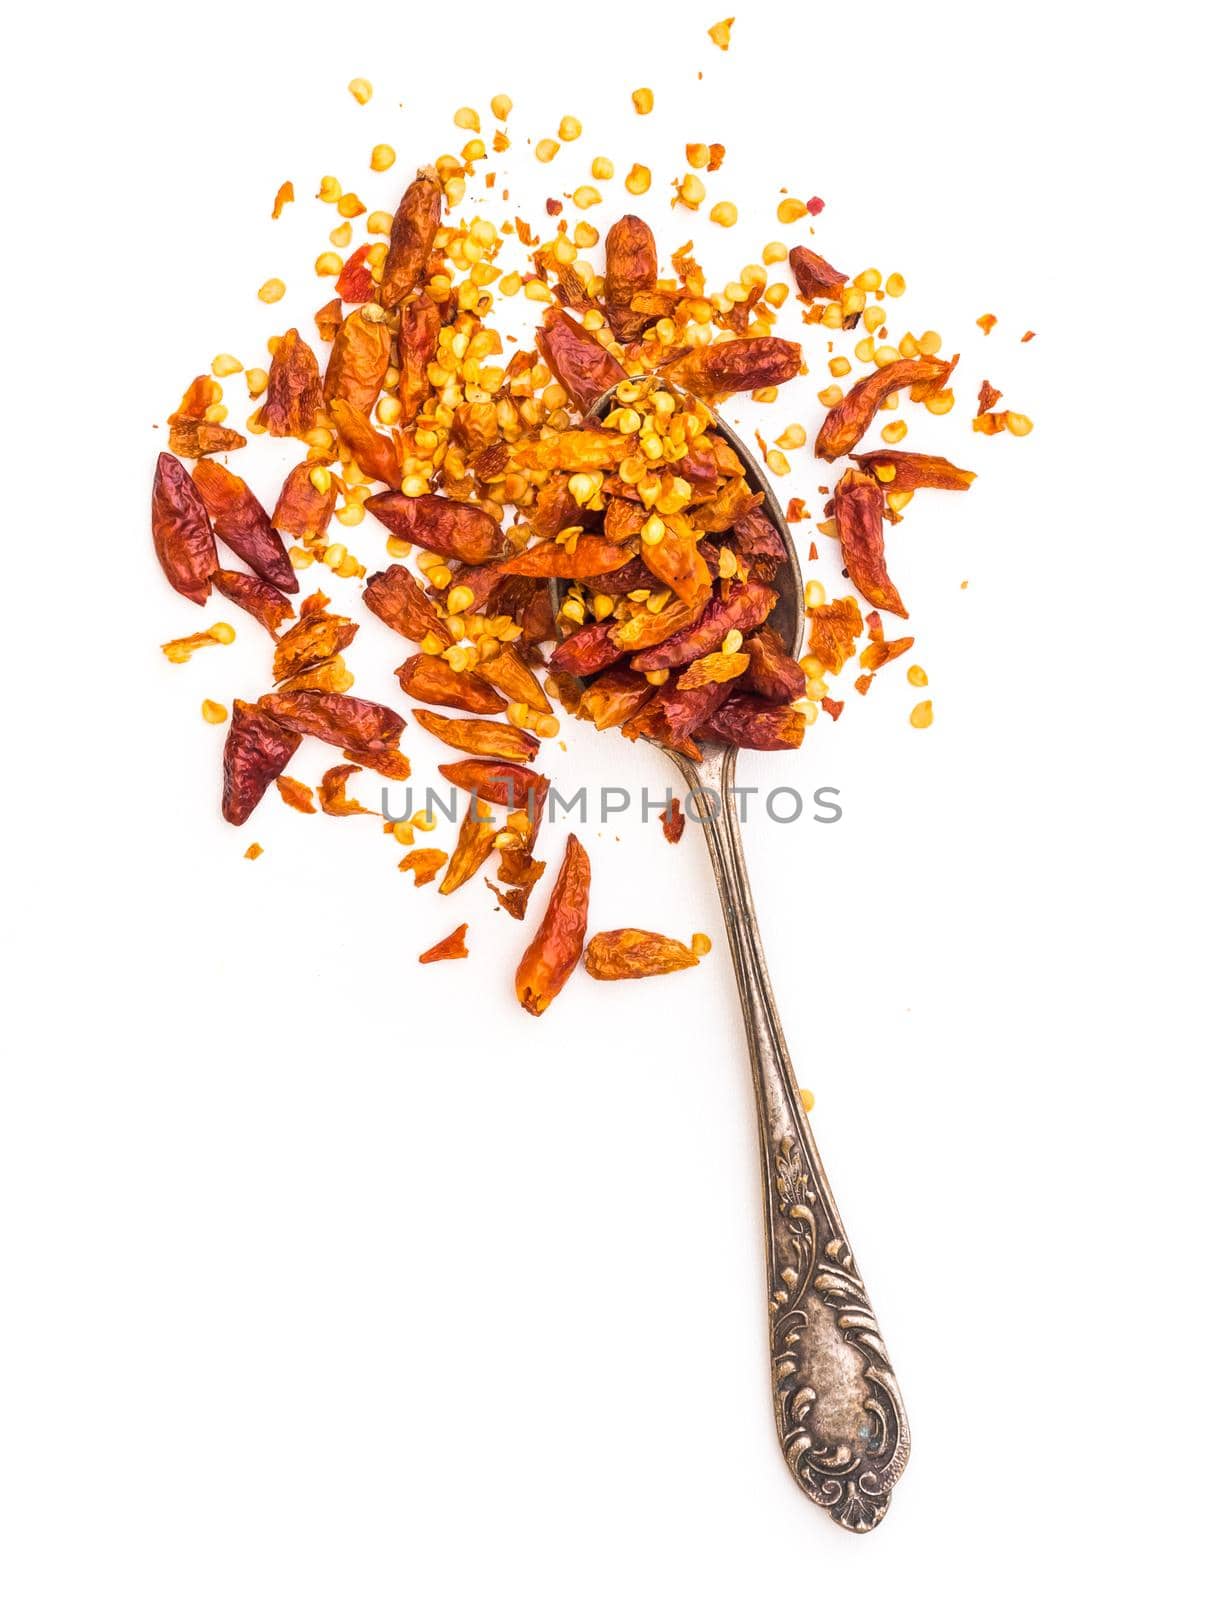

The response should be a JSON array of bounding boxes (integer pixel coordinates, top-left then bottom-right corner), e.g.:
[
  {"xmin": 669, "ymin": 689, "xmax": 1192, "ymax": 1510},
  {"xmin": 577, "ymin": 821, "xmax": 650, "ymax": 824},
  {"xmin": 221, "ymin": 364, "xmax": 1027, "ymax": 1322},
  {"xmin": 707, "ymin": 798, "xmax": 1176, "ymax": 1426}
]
[
  {"xmin": 821, "ymin": 304, "xmax": 844, "ymax": 329},
  {"xmin": 329, "ymin": 221, "xmax": 352, "ymax": 248},
  {"xmin": 691, "ymin": 932, "xmax": 712, "ymax": 958},
  {"xmin": 491, "ymin": 94, "xmax": 512, "ymax": 121},
  {"xmin": 644, "ymin": 669, "xmax": 670, "ymax": 686},
  {"xmin": 862, "ymin": 304, "xmax": 885, "ymax": 333},
  {"xmin": 257, "ymin": 278, "xmax": 286, "ymax": 304},
  {"xmin": 676, "ymin": 173, "xmax": 706, "ymax": 209},
  {"xmin": 752, "ymin": 386, "xmax": 778, "ymax": 403},
  {"xmin": 447, "ymin": 584, "xmax": 476, "ymax": 615},
  {"xmin": 590, "ymin": 156, "xmax": 614, "ymax": 180},
  {"xmin": 211, "ymin": 353, "xmax": 242, "ymax": 378},
  {"xmin": 454, "ymin": 106, "xmax": 480, "ymax": 132},
  {"xmin": 910, "ymin": 699, "xmax": 934, "ymax": 729},
  {"xmin": 710, "ymin": 201, "xmax": 738, "ymax": 227},
  {"xmin": 536, "ymin": 139, "xmax": 559, "ymax": 163},
  {"xmin": 777, "ymin": 197, "xmax": 807, "ymax": 223},
  {"xmin": 208, "ymin": 621, "xmax": 236, "ymax": 645},
  {"xmin": 318, "ymin": 176, "xmax": 342, "ymax": 203},
  {"xmin": 245, "ymin": 367, "xmax": 268, "ymax": 398},
  {"xmin": 309, "ymin": 465, "xmax": 332, "ymax": 495},
  {"xmin": 924, "ymin": 390, "xmax": 955, "ymax": 416},
  {"xmin": 874, "ymin": 464, "xmax": 897, "ymax": 483},
  {"xmin": 558, "ymin": 115, "xmax": 582, "ymax": 141},
  {"xmin": 828, "ymin": 356, "xmax": 851, "ymax": 378},
  {"xmin": 766, "ymin": 449, "xmax": 790, "ymax": 476},
  {"xmin": 907, "ymin": 665, "xmax": 929, "ymax": 688},
  {"xmin": 881, "ymin": 420, "xmax": 907, "ymax": 444},
  {"xmin": 918, "ymin": 329, "xmax": 943, "ymax": 355},
  {"xmin": 315, "ymin": 252, "xmax": 343, "ymax": 277},
  {"xmin": 201, "ymin": 699, "xmax": 228, "ymax": 724},
  {"xmin": 335, "ymin": 503, "xmax": 364, "ymax": 527},
  {"xmin": 369, "ymin": 143, "xmax": 396, "ymax": 172},
  {"xmin": 887, "ymin": 491, "xmax": 914, "ymax": 513},
  {"xmin": 572, "ymin": 185, "xmax": 601, "ymax": 209},
  {"xmin": 687, "ymin": 143, "xmax": 710, "ymax": 169},
  {"xmin": 1006, "ymin": 412, "xmax": 1034, "ymax": 436},
  {"xmin": 817, "ymin": 384, "xmax": 843, "ymax": 407},
  {"xmin": 348, "ymin": 78, "xmax": 373, "ymax": 105},
  {"xmin": 886, "ymin": 272, "xmax": 906, "ymax": 296},
  {"xmin": 855, "ymin": 268, "xmax": 881, "ymax": 293},
  {"xmin": 366, "ymin": 209, "xmax": 394, "ymax": 236},
  {"xmin": 799, "ymin": 1087, "xmax": 815, "ymax": 1113},
  {"xmin": 721, "ymin": 628, "xmax": 744, "ymax": 655},
  {"xmin": 804, "ymin": 580, "xmax": 826, "ymax": 610},
  {"xmin": 366, "ymin": 242, "xmax": 388, "ymax": 267},
  {"xmin": 874, "ymin": 346, "xmax": 899, "ymax": 367},
  {"xmin": 625, "ymin": 163, "xmax": 651, "ymax": 195},
  {"xmin": 337, "ymin": 192, "xmax": 366, "ymax": 218},
  {"xmin": 855, "ymin": 336, "xmax": 876, "ymax": 363},
  {"xmin": 898, "ymin": 333, "xmax": 920, "ymax": 359},
  {"xmin": 708, "ymin": 18, "xmax": 733, "ymax": 48},
  {"xmin": 535, "ymin": 715, "xmax": 560, "ymax": 739},
  {"xmin": 573, "ymin": 221, "xmax": 599, "ymax": 247},
  {"xmin": 289, "ymin": 547, "xmax": 314, "ymax": 569},
  {"xmin": 411, "ymin": 809, "xmax": 438, "ymax": 831},
  {"xmin": 632, "ymin": 87, "xmax": 654, "ymax": 114}
]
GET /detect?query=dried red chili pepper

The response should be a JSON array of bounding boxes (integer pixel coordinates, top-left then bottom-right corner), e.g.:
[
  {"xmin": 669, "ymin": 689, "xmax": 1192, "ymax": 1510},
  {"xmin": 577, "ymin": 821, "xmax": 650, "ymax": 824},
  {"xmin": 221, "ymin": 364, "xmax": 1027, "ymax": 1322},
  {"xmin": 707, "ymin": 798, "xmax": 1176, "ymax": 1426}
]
[
  {"xmin": 850, "ymin": 450, "xmax": 976, "ymax": 493},
  {"xmin": 672, "ymin": 336, "xmax": 802, "ymax": 398},
  {"xmin": 262, "ymin": 328, "xmax": 323, "ymax": 438},
  {"xmin": 419, "ymin": 924, "xmax": 469, "ymax": 964},
  {"xmin": 497, "ymin": 537, "xmax": 633, "ymax": 581},
  {"xmin": 513, "ymin": 431, "xmax": 633, "ymax": 472},
  {"xmin": 808, "ymin": 595, "xmax": 863, "ymax": 673},
  {"xmin": 821, "ymin": 697, "xmax": 844, "ymax": 721},
  {"xmin": 345, "ymin": 745, "xmax": 411, "ymax": 781},
  {"xmin": 335, "ymin": 243, "xmax": 374, "ymax": 304},
  {"xmin": 577, "ymin": 667, "xmax": 656, "ymax": 730},
  {"xmin": 168, "ymin": 375, "xmax": 219, "ymax": 423},
  {"xmin": 699, "ymin": 695, "xmax": 806, "ymax": 751},
  {"xmin": 689, "ymin": 477, "xmax": 763, "ymax": 534},
  {"xmin": 788, "ymin": 245, "xmax": 848, "ymax": 302},
  {"xmin": 413, "ymin": 709, "xmax": 539, "ymax": 763},
  {"xmin": 212, "ymin": 569, "xmax": 295, "ymax": 636},
  {"xmin": 729, "ymin": 508, "xmax": 789, "ymax": 581},
  {"xmin": 271, "ymin": 461, "xmax": 337, "ymax": 541},
  {"xmin": 330, "ymin": 399, "xmax": 402, "ymax": 488},
  {"xmin": 833, "ymin": 469, "xmax": 906, "ymax": 618},
  {"xmin": 257, "ymin": 690, "xmax": 405, "ymax": 754},
  {"xmin": 859, "ymin": 635, "xmax": 914, "ymax": 673},
  {"xmin": 535, "ymin": 308, "xmax": 626, "ymax": 413},
  {"xmin": 222, "ymin": 699, "xmax": 302, "ymax": 825},
  {"xmin": 815, "ymin": 355, "xmax": 956, "ymax": 459},
  {"xmin": 530, "ymin": 474, "xmax": 580, "ymax": 539},
  {"xmin": 167, "ymin": 419, "xmax": 247, "ymax": 459},
  {"xmin": 323, "ymin": 307, "xmax": 393, "ymax": 414},
  {"xmin": 584, "ymin": 929, "xmax": 701, "ymax": 980},
  {"xmin": 193, "ymin": 458, "xmax": 298, "ymax": 593},
  {"xmin": 621, "ymin": 678, "xmax": 733, "ymax": 760},
  {"xmin": 604, "ymin": 214, "xmax": 658, "ymax": 341},
  {"xmin": 439, "ymin": 798, "xmax": 499, "ymax": 895},
  {"xmin": 273, "ymin": 592, "xmax": 357, "ymax": 682},
  {"xmin": 400, "ymin": 848, "xmax": 448, "ymax": 885},
  {"xmin": 740, "ymin": 625, "xmax": 804, "ymax": 702},
  {"xmin": 631, "ymin": 580, "xmax": 777, "ymax": 671},
  {"xmin": 514, "ymin": 834, "xmax": 590, "ymax": 1016},
  {"xmin": 363, "ymin": 565, "xmax": 454, "ymax": 646},
  {"xmin": 438, "ymin": 760, "xmax": 550, "ymax": 820},
  {"xmin": 380, "ymin": 166, "xmax": 442, "ymax": 309},
  {"xmin": 396, "ymin": 654, "xmax": 507, "ymax": 714},
  {"xmin": 472, "ymin": 644, "xmax": 552, "ymax": 714},
  {"xmin": 550, "ymin": 621, "xmax": 625, "ymax": 678},
  {"xmin": 319, "ymin": 764, "xmax": 374, "ymax": 817},
  {"xmin": 365, "ymin": 493, "xmax": 507, "ymax": 565},
  {"xmin": 677, "ymin": 650, "xmax": 750, "ymax": 691},
  {"xmin": 276, "ymin": 775, "xmax": 315, "ymax": 813},
  {"xmin": 660, "ymin": 798, "xmax": 686, "ymax": 843},
  {"xmin": 151, "ymin": 452, "xmax": 216, "ymax": 605},
  {"xmin": 640, "ymin": 523, "xmax": 714, "ymax": 608},
  {"xmin": 381, "ymin": 300, "xmax": 433, "ymax": 430}
]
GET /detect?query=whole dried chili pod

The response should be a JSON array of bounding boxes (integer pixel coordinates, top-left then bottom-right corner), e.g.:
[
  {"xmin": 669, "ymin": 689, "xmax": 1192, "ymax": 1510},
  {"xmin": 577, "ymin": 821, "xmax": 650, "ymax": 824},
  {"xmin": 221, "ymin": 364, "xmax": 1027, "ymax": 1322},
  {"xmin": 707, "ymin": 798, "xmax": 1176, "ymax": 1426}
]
[
  {"xmin": 222, "ymin": 699, "xmax": 302, "ymax": 825},
  {"xmin": 262, "ymin": 328, "xmax": 323, "ymax": 438},
  {"xmin": 630, "ymin": 580, "xmax": 777, "ymax": 671},
  {"xmin": 815, "ymin": 355, "xmax": 956, "ymax": 460},
  {"xmin": 471, "ymin": 644, "xmax": 552, "ymax": 713},
  {"xmin": 609, "ymin": 590, "xmax": 711, "ymax": 651},
  {"xmin": 365, "ymin": 492, "xmax": 508, "ymax": 565},
  {"xmin": 273, "ymin": 592, "xmax": 358, "ymax": 682},
  {"xmin": 380, "ymin": 166, "xmax": 442, "ymax": 310},
  {"xmin": 549, "ymin": 621, "xmax": 625, "ymax": 678},
  {"xmin": 413, "ymin": 709, "xmax": 540, "ymax": 763},
  {"xmin": 640, "ymin": 524, "xmax": 713, "ymax": 608},
  {"xmin": 577, "ymin": 667, "xmax": 656, "ymax": 730},
  {"xmin": 676, "ymin": 650, "xmax": 751, "ymax": 692},
  {"xmin": 397, "ymin": 294, "xmax": 441, "ymax": 424},
  {"xmin": 672, "ymin": 337, "xmax": 802, "ymax": 398},
  {"xmin": 271, "ymin": 460, "xmax": 338, "ymax": 541},
  {"xmin": 323, "ymin": 307, "xmax": 393, "ymax": 415},
  {"xmin": 167, "ymin": 419, "xmax": 247, "ymax": 459},
  {"xmin": 832, "ymin": 469, "xmax": 907, "ymax": 618},
  {"xmin": 740, "ymin": 625, "xmax": 804, "ymax": 703},
  {"xmin": 347, "ymin": 746, "xmax": 411, "ymax": 781},
  {"xmin": 788, "ymin": 245, "xmax": 848, "ymax": 302},
  {"xmin": 515, "ymin": 834, "xmax": 590, "ymax": 1017},
  {"xmin": 212, "ymin": 569, "xmax": 295, "ymax": 636},
  {"xmin": 193, "ymin": 458, "xmax": 298, "ymax": 593},
  {"xmin": 438, "ymin": 760, "xmax": 550, "ymax": 820},
  {"xmin": 396, "ymin": 654, "xmax": 507, "ymax": 714},
  {"xmin": 419, "ymin": 924, "xmax": 469, "ymax": 964},
  {"xmin": 584, "ymin": 929, "xmax": 701, "ymax": 980},
  {"xmin": 497, "ymin": 537, "xmax": 633, "ymax": 581},
  {"xmin": 151, "ymin": 451, "xmax": 216, "ymax": 605},
  {"xmin": 700, "ymin": 694, "xmax": 806, "ymax": 751},
  {"xmin": 620, "ymin": 678, "xmax": 733, "ymax": 759},
  {"xmin": 604, "ymin": 214, "xmax": 658, "ymax": 341},
  {"xmin": 530, "ymin": 474, "xmax": 581, "ymax": 539},
  {"xmin": 363, "ymin": 565, "xmax": 454, "ymax": 646},
  {"xmin": 849, "ymin": 450, "xmax": 976, "ymax": 493},
  {"xmin": 330, "ymin": 399, "xmax": 402, "ymax": 488},
  {"xmin": 535, "ymin": 308, "xmax": 626, "ymax": 414},
  {"xmin": 439, "ymin": 798, "xmax": 500, "ymax": 895},
  {"xmin": 257, "ymin": 690, "xmax": 405, "ymax": 753}
]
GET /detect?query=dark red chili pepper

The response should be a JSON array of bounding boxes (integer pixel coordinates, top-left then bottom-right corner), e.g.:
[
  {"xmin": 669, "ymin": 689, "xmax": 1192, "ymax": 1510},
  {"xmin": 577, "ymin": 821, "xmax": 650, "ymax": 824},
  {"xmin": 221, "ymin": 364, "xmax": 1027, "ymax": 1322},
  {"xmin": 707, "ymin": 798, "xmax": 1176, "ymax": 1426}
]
[
  {"xmin": 192, "ymin": 458, "xmax": 298, "ymax": 593},
  {"xmin": 222, "ymin": 699, "xmax": 302, "ymax": 825},
  {"xmin": 514, "ymin": 834, "xmax": 590, "ymax": 1016},
  {"xmin": 262, "ymin": 328, "xmax": 323, "ymax": 438},
  {"xmin": 151, "ymin": 451, "xmax": 216, "ymax": 605},
  {"xmin": 257, "ymin": 690, "xmax": 406, "ymax": 753},
  {"xmin": 833, "ymin": 469, "xmax": 907, "ymax": 618},
  {"xmin": 212, "ymin": 569, "xmax": 295, "ymax": 635}
]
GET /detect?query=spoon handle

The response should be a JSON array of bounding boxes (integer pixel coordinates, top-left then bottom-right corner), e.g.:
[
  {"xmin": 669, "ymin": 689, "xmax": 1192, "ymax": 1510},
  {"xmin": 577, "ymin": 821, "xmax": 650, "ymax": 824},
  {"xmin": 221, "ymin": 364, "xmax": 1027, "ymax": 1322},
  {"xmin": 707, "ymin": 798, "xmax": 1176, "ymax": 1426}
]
[{"xmin": 675, "ymin": 745, "xmax": 910, "ymax": 1533}]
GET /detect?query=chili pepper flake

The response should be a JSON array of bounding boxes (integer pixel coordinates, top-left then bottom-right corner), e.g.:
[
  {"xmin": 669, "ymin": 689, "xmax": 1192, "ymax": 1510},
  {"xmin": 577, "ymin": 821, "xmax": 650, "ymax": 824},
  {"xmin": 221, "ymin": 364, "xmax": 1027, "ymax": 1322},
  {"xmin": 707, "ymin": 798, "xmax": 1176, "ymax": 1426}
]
[
  {"xmin": 276, "ymin": 775, "xmax": 316, "ymax": 813},
  {"xmin": 400, "ymin": 848, "xmax": 448, "ymax": 885},
  {"xmin": 660, "ymin": 798, "xmax": 686, "ymax": 844},
  {"xmin": 976, "ymin": 313, "xmax": 997, "ymax": 335},
  {"xmin": 271, "ymin": 181, "xmax": 294, "ymax": 219},
  {"xmin": 708, "ymin": 17, "xmax": 734, "ymax": 49},
  {"xmin": 976, "ymin": 380, "xmax": 1002, "ymax": 416},
  {"xmin": 318, "ymin": 764, "xmax": 374, "ymax": 817},
  {"xmin": 244, "ymin": 842, "xmax": 264, "ymax": 860},
  {"xmin": 419, "ymin": 924, "xmax": 469, "ymax": 963},
  {"xmin": 808, "ymin": 595, "xmax": 863, "ymax": 673}
]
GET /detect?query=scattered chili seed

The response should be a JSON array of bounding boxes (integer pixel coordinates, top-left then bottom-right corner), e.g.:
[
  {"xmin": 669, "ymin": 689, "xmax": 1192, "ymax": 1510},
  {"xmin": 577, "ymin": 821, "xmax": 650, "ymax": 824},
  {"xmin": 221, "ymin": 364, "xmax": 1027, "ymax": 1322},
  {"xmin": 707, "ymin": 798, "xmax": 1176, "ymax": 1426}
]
[
  {"xmin": 348, "ymin": 78, "xmax": 373, "ymax": 105},
  {"xmin": 910, "ymin": 699, "xmax": 934, "ymax": 728},
  {"xmin": 201, "ymin": 699, "xmax": 228, "ymax": 724}
]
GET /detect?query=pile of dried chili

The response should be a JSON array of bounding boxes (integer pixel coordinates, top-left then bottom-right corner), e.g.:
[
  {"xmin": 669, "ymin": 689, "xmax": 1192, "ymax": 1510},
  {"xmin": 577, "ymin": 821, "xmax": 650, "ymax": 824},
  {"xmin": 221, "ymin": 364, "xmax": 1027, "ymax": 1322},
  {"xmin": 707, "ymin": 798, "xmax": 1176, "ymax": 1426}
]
[{"xmin": 152, "ymin": 47, "xmax": 1029, "ymax": 1011}]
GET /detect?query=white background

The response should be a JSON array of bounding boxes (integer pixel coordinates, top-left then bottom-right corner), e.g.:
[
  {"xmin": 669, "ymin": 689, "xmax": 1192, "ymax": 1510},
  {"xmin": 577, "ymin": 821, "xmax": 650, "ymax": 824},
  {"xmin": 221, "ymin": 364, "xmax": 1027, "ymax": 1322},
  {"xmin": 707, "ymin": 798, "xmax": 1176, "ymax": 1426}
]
[{"xmin": 2, "ymin": 2, "xmax": 1211, "ymax": 1595}]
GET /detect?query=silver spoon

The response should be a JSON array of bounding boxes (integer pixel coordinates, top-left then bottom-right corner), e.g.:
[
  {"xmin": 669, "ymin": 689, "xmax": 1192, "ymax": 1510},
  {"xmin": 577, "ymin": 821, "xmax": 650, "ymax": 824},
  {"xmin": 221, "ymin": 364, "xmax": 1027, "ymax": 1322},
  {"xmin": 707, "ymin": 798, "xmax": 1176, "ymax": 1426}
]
[{"xmin": 553, "ymin": 381, "xmax": 910, "ymax": 1532}]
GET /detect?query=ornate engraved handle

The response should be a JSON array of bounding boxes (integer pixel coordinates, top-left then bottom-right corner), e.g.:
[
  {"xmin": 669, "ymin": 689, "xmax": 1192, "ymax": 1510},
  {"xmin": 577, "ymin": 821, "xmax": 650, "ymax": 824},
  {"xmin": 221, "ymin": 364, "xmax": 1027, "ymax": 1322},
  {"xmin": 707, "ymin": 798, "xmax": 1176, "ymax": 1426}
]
[{"xmin": 674, "ymin": 744, "xmax": 910, "ymax": 1533}]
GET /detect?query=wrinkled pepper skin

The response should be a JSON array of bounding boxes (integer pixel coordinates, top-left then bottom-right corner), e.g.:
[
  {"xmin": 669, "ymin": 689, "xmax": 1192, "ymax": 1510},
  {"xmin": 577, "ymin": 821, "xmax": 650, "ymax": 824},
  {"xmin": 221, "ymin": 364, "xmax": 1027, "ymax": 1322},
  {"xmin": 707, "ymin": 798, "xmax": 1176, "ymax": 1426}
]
[
  {"xmin": 515, "ymin": 834, "xmax": 591, "ymax": 1017},
  {"xmin": 323, "ymin": 307, "xmax": 393, "ymax": 415},
  {"xmin": 193, "ymin": 458, "xmax": 298, "ymax": 593},
  {"xmin": 673, "ymin": 337, "xmax": 802, "ymax": 397},
  {"xmin": 395, "ymin": 655, "xmax": 507, "ymax": 714},
  {"xmin": 257, "ymin": 690, "xmax": 405, "ymax": 753},
  {"xmin": 152, "ymin": 452, "xmax": 216, "ymax": 605},
  {"xmin": 419, "ymin": 924, "xmax": 469, "ymax": 963},
  {"xmin": 833, "ymin": 469, "xmax": 907, "ymax": 618},
  {"xmin": 271, "ymin": 460, "xmax": 338, "ymax": 541},
  {"xmin": 363, "ymin": 565, "xmax": 454, "ymax": 646},
  {"xmin": 604, "ymin": 214, "xmax": 658, "ymax": 341},
  {"xmin": 815, "ymin": 356, "xmax": 956, "ymax": 460},
  {"xmin": 550, "ymin": 621, "xmax": 626, "ymax": 678},
  {"xmin": 497, "ymin": 537, "xmax": 633, "ymax": 581},
  {"xmin": 397, "ymin": 294, "xmax": 441, "ymax": 423},
  {"xmin": 438, "ymin": 760, "xmax": 550, "ymax": 819},
  {"xmin": 631, "ymin": 580, "xmax": 777, "ymax": 671},
  {"xmin": 330, "ymin": 399, "xmax": 402, "ymax": 489},
  {"xmin": 365, "ymin": 492, "xmax": 508, "ymax": 565},
  {"xmin": 700, "ymin": 694, "xmax": 806, "ymax": 751},
  {"xmin": 535, "ymin": 307, "xmax": 626, "ymax": 413},
  {"xmin": 584, "ymin": 928, "xmax": 700, "ymax": 980},
  {"xmin": 740, "ymin": 625, "xmax": 804, "ymax": 702},
  {"xmin": 789, "ymin": 246, "xmax": 848, "ymax": 301},
  {"xmin": 380, "ymin": 167, "xmax": 442, "ymax": 310},
  {"xmin": 849, "ymin": 450, "xmax": 975, "ymax": 493},
  {"xmin": 262, "ymin": 328, "xmax": 323, "ymax": 437},
  {"xmin": 222, "ymin": 699, "xmax": 302, "ymax": 825},
  {"xmin": 577, "ymin": 668, "xmax": 656, "ymax": 730},
  {"xmin": 212, "ymin": 569, "xmax": 295, "ymax": 636},
  {"xmin": 413, "ymin": 709, "xmax": 539, "ymax": 763}
]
